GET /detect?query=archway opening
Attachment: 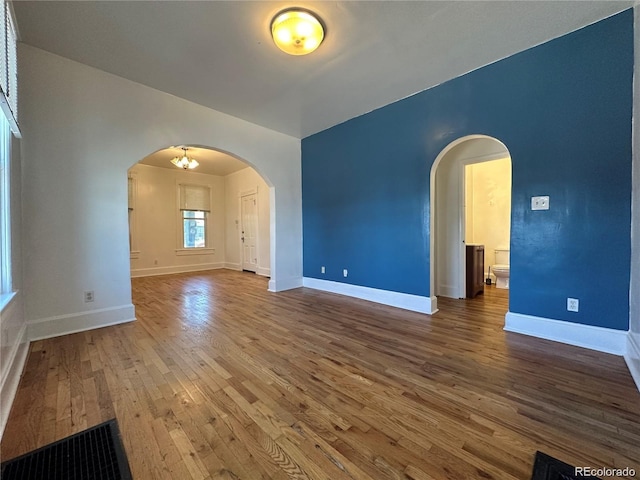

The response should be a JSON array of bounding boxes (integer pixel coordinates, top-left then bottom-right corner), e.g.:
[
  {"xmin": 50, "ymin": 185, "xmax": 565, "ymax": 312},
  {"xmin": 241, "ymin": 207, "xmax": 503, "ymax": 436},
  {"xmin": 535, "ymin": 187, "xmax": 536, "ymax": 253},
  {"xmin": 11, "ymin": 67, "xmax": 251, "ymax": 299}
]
[
  {"xmin": 126, "ymin": 144, "xmax": 274, "ymax": 284},
  {"xmin": 430, "ymin": 135, "xmax": 512, "ymax": 312}
]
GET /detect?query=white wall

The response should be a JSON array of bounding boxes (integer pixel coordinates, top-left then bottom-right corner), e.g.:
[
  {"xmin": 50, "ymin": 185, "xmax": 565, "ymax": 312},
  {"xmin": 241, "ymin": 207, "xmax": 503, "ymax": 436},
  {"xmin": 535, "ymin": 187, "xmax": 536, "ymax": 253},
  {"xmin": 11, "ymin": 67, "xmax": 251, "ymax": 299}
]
[
  {"xmin": 129, "ymin": 164, "xmax": 226, "ymax": 277},
  {"xmin": 0, "ymin": 136, "xmax": 28, "ymax": 437},
  {"xmin": 465, "ymin": 158, "xmax": 511, "ymax": 276},
  {"xmin": 626, "ymin": 4, "xmax": 640, "ymax": 390},
  {"xmin": 224, "ymin": 167, "xmax": 270, "ymax": 276},
  {"xmin": 435, "ymin": 156, "xmax": 462, "ymax": 298},
  {"xmin": 19, "ymin": 44, "xmax": 301, "ymax": 339}
]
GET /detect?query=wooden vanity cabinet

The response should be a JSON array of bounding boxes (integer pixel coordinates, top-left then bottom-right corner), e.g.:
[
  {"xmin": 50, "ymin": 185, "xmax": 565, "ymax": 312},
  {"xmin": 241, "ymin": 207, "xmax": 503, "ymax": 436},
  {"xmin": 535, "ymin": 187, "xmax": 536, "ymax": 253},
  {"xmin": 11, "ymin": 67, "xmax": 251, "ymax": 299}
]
[{"xmin": 466, "ymin": 244, "xmax": 485, "ymax": 299}]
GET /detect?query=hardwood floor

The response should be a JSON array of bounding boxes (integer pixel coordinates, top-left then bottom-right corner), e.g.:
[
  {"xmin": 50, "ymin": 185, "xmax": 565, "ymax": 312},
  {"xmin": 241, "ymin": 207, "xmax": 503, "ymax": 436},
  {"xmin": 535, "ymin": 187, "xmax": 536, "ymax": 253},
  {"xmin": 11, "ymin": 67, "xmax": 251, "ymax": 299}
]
[{"xmin": 2, "ymin": 270, "xmax": 639, "ymax": 479}]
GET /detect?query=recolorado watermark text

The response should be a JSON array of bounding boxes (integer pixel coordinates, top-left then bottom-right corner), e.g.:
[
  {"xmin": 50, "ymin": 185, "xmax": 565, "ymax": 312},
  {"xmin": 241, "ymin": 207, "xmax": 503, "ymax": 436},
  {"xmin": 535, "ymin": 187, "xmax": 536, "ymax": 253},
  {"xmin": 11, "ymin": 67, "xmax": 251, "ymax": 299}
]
[{"xmin": 575, "ymin": 466, "xmax": 636, "ymax": 477}]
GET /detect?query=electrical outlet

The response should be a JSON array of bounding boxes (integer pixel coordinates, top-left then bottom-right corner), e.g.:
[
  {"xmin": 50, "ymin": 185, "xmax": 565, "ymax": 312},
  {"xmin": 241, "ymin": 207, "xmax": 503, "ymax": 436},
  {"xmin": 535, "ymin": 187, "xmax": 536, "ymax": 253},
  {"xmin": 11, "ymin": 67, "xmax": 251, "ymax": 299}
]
[
  {"xmin": 531, "ymin": 196, "xmax": 550, "ymax": 210},
  {"xmin": 567, "ymin": 297, "xmax": 579, "ymax": 312},
  {"xmin": 321, "ymin": 266, "xmax": 325, "ymax": 274},
  {"xmin": 84, "ymin": 291, "xmax": 94, "ymax": 303},
  {"xmin": 343, "ymin": 269, "xmax": 348, "ymax": 277}
]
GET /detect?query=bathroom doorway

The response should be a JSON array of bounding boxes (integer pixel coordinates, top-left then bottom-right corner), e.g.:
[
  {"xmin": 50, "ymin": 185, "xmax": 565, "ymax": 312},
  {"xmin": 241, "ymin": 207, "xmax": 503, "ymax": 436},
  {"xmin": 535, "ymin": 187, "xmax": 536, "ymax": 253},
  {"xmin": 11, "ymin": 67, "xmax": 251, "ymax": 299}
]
[
  {"xmin": 430, "ymin": 135, "xmax": 512, "ymax": 303},
  {"xmin": 463, "ymin": 157, "xmax": 511, "ymax": 294}
]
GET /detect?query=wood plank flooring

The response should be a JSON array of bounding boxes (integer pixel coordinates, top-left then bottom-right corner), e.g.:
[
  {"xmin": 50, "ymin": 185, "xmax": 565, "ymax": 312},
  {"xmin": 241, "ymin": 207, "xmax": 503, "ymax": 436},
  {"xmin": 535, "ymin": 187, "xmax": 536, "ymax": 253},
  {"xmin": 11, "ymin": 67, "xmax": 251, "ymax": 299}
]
[{"xmin": 2, "ymin": 270, "xmax": 639, "ymax": 479}]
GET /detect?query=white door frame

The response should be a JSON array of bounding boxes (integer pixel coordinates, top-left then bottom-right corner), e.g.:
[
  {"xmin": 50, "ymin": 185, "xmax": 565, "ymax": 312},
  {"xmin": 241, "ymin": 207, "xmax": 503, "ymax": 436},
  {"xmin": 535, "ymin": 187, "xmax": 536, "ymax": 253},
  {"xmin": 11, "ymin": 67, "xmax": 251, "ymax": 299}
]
[{"xmin": 459, "ymin": 153, "xmax": 512, "ymax": 297}]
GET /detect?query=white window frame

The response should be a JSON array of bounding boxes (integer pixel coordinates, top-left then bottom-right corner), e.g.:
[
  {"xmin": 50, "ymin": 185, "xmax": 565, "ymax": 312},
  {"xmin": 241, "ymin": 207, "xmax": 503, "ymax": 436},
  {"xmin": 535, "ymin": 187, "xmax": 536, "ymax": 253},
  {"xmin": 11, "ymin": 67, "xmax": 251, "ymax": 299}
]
[
  {"xmin": 0, "ymin": 0, "xmax": 18, "ymax": 311},
  {"xmin": 0, "ymin": 110, "xmax": 12, "ymax": 306},
  {"xmin": 176, "ymin": 183, "xmax": 214, "ymax": 256}
]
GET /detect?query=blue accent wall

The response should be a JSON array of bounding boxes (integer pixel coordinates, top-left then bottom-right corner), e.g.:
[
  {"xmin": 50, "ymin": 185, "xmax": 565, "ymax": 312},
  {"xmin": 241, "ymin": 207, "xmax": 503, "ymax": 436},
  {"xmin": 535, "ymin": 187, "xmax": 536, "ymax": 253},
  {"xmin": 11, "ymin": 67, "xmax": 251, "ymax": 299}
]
[{"xmin": 302, "ymin": 10, "xmax": 634, "ymax": 330}]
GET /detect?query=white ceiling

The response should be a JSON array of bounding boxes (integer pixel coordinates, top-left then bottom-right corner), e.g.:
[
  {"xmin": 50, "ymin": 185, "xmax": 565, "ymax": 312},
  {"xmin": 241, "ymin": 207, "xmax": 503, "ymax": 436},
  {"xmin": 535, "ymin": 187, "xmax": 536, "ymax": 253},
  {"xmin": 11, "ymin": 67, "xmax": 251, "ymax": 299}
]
[
  {"xmin": 139, "ymin": 146, "xmax": 250, "ymax": 177},
  {"xmin": 13, "ymin": 1, "xmax": 634, "ymax": 139}
]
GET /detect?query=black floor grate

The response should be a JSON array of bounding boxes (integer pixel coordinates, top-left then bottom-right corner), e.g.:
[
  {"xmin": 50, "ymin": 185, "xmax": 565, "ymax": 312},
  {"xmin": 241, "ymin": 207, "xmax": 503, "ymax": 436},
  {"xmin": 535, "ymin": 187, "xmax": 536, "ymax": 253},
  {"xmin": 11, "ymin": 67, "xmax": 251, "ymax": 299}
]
[
  {"xmin": 531, "ymin": 451, "xmax": 600, "ymax": 480},
  {"xmin": 1, "ymin": 419, "xmax": 132, "ymax": 480}
]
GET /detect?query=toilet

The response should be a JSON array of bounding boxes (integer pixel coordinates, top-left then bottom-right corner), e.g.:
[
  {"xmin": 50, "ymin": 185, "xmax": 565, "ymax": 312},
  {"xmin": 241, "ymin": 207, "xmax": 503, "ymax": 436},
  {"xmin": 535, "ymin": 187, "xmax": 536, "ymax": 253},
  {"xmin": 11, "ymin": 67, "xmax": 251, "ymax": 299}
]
[{"xmin": 493, "ymin": 248, "xmax": 510, "ymax": 289}]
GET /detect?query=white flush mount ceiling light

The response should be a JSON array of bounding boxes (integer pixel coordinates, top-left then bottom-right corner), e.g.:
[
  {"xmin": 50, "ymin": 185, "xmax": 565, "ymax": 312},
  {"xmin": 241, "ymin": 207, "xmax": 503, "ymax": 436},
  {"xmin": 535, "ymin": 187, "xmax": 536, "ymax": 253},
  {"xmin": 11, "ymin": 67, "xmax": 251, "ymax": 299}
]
[
  {"xmin": 271, "ymin": 8, "xmax": 325, "ymax": 56},
  {"xmin": 171, "ymin": 147, "xmax": 199, "ymax": 170}
]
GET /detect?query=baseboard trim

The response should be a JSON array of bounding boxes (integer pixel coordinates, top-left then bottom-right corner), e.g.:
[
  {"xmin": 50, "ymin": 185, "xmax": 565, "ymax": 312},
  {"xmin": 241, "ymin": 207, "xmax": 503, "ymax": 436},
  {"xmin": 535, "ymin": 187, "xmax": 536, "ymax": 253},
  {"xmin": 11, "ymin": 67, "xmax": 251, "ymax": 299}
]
[
  {"xmin": 430, "ymin": 296, "xmax": 439, "ymax": 314},
  {"xmin": 257, "ymin": 267, "xmax": 271, "ymax": 278},
  {"xmin": 231, "ymin": 265, "xmax": 270, "ymax": 277},
  {"xmin": 624, "ymin": 332, "xmax": 640, "ymax": 391},
  {"xmin": 437, "ymin": 284, "xmax": 460, "ymax": 299},
  {"xmin": 302, "ymin": 277, "xmax": 436, "ymax": 315},
  {"xmin": 504, "ymin": 311, "xmax": 627, "ymax": 355},
  {"xmin": 268, "ymin": 276, "xmax": 303, "ymax": 292},
  {"xmin": 0, "ymin": 323, "xmax": 28, "ymax": 441},
  {"xmin": 131, "ymin": 262, "xmax": 225, "ymax": 278},
  {"xmin": 28, "ymin": 304, "xmax": 136, "ymax": 341}
]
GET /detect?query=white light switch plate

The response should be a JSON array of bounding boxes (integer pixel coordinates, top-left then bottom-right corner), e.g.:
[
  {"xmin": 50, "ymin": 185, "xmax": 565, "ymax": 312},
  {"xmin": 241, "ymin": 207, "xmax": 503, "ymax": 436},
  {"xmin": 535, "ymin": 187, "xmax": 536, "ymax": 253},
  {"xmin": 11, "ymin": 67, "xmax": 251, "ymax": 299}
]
[{"xmin": 531, "ymin": 196, "xmax": 550, "ymax": 210}]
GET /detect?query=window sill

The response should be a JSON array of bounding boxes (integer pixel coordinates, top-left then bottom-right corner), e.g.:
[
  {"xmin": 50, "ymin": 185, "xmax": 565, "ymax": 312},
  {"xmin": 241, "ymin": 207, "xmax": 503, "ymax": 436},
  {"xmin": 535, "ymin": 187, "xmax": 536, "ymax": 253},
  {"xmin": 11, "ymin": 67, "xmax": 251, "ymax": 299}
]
[
  {"xmin": 175, "ymin": 248, "xmax": 215, "ymax": 256},
  {"xmin": 0, "ymin": 290, "xmax": 18, "ymax": 315},
  {"xmin": 130, "ymin": 250, "xmax": 141, "ymax": 260}
]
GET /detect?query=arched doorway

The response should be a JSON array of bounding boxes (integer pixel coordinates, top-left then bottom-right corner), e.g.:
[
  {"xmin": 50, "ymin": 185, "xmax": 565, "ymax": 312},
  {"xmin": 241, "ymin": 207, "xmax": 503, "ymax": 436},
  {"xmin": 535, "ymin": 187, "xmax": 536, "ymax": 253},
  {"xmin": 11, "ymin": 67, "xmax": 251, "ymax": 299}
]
[
  {"xmin": 126, "ymin": 145, "xmax": 274, "ymax": 284},
  {"xmin": 430, "ymin": 135, "xmax": 512, "ymax": 303}
]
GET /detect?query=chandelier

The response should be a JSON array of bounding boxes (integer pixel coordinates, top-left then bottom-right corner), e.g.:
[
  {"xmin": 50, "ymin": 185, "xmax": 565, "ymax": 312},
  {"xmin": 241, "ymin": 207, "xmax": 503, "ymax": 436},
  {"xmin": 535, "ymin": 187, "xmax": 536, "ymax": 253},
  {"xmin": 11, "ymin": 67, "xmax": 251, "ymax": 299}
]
[{"xmin": 170, "ymin": 147, "xmax": 199, "ymax": 170}]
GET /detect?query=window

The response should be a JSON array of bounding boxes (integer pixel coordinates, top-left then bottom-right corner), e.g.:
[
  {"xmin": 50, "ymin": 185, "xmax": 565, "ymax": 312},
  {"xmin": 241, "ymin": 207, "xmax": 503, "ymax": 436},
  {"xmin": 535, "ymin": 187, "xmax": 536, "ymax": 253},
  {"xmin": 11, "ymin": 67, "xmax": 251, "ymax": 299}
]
[
  {"xmin": 178, "ymin": 184, "xmax": 211, "ymax": 250},
  {"xmin": 0, "ymin": 0, "xmax": 18, "ymax": 303},
  {"xmin": 182, "ymin": 210, "xmax": 207, "ymax": 248},
  {"xmin": 0, "ymin": 111, "xmax": 11, "ymax": 295}
]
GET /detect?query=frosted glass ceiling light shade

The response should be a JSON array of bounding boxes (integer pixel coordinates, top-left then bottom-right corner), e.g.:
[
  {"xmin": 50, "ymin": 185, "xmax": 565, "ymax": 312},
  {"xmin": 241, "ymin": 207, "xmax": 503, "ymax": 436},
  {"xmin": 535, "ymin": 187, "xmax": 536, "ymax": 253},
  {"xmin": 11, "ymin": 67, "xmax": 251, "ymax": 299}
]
[
  {"xmin": 171, "ymin": 147, "xmax": 199, "ymax": 170},
  {"xmin": 271, "ymin": 9, "xmax": 324, "ymax": 56}
]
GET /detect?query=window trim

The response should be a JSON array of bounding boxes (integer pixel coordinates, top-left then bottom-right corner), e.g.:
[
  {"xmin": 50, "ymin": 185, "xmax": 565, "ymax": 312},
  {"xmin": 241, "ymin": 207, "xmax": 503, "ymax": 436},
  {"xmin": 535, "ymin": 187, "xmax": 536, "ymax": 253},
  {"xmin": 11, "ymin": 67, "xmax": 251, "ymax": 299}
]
[
  {"xmin": 175, "ymin": 247, "xmax": 215, "ymax": 256},
  {"xmin": 0, "ymin": 290, "xmax": 16, "ymax": 314}
]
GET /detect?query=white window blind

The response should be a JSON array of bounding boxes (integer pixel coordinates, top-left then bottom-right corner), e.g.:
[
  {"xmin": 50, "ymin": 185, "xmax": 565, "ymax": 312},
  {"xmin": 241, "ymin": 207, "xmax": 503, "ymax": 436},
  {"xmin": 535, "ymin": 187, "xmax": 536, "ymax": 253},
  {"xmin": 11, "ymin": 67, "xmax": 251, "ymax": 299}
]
[
  {"xmin": 179, "ymin": 184, "xmax": 210, "ymax": 212},
  {"xmin": 0, "ymin": 0, "xmax": 18, "ymax": 134},
  {"xmin": 0, "ymin": 3, "xmax": 6, "ymax": 104}
]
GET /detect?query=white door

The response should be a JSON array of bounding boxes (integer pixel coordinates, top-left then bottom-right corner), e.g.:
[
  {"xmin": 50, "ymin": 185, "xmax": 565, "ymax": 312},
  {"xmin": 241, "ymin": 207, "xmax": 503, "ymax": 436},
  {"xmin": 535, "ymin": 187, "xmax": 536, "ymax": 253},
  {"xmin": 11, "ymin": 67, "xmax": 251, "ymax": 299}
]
[{"xmin": 241, "ymin": 193, "xmax": 258, "ymax": 272}]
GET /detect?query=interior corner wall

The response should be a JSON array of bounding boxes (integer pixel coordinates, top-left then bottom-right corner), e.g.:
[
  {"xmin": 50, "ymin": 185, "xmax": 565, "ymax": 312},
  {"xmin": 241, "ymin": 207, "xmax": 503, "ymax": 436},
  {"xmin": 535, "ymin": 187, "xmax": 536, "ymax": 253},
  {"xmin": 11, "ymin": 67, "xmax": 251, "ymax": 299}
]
[
  {"xmin": 19, "ymin": 44, "xmax": 301, "ymax": 336},
  {"xmin": 302, "ymin": 10, "xmax": 634, "ymax": 331},
  {"xmin": 434, "ymin": 156, "xmax": 459, "ymax": 298},
  {"xmin": 224, "ymin": 167, "xmax": 271, "ymax": 276},
  {"xmin": 630, "ymin": 5, "xmax": 640, "ymax": 336},
  {"xmin": 128, "ymin": 164, "xmax": 226, "ymax": 277},
  {"xmin": 626, "ymin": 4, "xmax": 640, "ymax": 387}
]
